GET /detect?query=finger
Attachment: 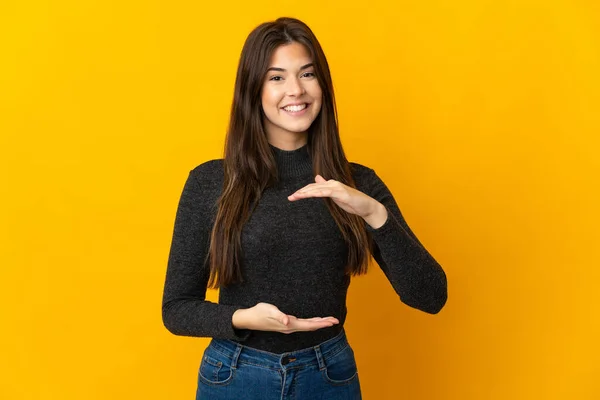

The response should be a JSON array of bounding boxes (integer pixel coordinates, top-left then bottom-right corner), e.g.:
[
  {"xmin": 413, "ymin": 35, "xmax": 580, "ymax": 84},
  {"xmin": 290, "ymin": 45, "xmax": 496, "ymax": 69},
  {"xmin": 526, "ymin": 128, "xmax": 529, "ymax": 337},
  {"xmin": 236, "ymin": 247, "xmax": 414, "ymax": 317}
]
[
  {"xmin": 292, "ymin": 180, "xmax": 337, "ymax": 194},
  {"xmin": 300, "ymin": 317, "xmax": 339, "ymax": 323},
  {"xmin": 287, "ymin": 319, "xmax": 336, "ymax": 331},
  {"xmin": 276, "ymin": 314, "xmax": 289, "ymax": 326},
  {"xmin": 300, "ymin": 181, "xmax": 345, "ymax": 195},
  {"xmin": 290, "ymin": 183, "xmax": 321, "ymax": 194},
  {"xmin": 304, "ymin": 321, "xmax": 335, "ymax": 331},
  {"xmin": 320, "ymin": 317, "xmax": 339, "ymax": 324},
  {"xmin": 290, "ymin": 188, "xmax": 334, "ymax": 199},
  {"xmin": 291, "ymin": 186, "xmax": 334, "ymax": 197}
]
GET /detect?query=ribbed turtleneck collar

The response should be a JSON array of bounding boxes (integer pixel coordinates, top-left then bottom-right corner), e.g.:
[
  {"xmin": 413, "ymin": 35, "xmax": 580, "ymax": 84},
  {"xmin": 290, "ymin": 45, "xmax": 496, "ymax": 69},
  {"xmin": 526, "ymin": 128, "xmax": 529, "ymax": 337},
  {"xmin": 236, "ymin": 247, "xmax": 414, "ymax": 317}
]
[{"xmin": 269, "ymin": 142, "xmax": 313, "ymax": 179}]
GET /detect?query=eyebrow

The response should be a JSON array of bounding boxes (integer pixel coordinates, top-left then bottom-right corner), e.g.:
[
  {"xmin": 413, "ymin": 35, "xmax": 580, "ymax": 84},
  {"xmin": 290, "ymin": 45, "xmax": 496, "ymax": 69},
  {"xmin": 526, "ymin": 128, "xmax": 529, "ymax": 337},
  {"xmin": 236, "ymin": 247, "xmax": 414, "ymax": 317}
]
[{"xmin": 266, "ymin": 63, "xmax": 314, "ymax": 73}]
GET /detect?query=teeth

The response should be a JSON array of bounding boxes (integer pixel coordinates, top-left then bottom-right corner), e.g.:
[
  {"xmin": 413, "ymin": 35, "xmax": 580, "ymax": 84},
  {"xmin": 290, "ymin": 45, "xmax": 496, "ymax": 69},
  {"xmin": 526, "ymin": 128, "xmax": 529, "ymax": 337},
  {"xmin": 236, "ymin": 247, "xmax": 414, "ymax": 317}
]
[{"xmin": 283, "ymin": 104, "xmax": 307, "ymax": 112}]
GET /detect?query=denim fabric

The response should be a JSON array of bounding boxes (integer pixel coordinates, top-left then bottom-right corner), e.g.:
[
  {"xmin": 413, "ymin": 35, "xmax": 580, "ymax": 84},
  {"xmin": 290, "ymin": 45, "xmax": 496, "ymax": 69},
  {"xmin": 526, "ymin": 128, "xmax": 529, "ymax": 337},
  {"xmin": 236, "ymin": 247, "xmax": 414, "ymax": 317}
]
[{"xmin": 195, "ymin": 329, "xmax": 361, "ymax": 400}]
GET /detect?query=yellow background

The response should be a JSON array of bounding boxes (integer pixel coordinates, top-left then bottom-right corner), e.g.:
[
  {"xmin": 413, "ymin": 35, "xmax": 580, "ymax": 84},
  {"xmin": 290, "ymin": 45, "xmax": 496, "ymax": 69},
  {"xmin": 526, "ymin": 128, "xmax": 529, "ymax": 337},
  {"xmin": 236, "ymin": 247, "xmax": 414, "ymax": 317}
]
[{"xmin": 1, "ymin": 1, "xmax": 599, "ymax": 399}]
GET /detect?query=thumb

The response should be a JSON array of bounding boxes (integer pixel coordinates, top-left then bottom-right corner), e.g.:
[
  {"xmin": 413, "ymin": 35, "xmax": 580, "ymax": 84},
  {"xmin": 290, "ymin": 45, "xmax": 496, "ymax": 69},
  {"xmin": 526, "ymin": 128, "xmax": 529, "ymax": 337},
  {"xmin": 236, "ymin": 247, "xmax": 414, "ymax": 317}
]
[
  {"xmin": 280, "ymin": 314, "xmax": 289, "ymax": 326},
  {"xmin": 315, "ymin": 174, "xmax": 326, "ymax": 183}
]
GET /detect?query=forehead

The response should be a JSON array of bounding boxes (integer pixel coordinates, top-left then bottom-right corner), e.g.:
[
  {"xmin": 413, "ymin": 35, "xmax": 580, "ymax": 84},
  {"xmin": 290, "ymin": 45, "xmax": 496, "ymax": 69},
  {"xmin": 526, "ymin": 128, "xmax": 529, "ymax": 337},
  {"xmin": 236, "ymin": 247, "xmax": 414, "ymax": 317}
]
[{"xmin": 268, "ymin": 42, "xmax": 312, "ymax": 66}]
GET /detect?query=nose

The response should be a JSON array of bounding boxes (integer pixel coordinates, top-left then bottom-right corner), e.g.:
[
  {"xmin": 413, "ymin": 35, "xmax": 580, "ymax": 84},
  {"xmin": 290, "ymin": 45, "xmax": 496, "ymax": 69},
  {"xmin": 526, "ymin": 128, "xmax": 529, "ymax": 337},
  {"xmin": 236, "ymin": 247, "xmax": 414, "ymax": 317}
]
[{"xmin": 286, "ymin": 76, "xmax": 305, "ymax": 96}]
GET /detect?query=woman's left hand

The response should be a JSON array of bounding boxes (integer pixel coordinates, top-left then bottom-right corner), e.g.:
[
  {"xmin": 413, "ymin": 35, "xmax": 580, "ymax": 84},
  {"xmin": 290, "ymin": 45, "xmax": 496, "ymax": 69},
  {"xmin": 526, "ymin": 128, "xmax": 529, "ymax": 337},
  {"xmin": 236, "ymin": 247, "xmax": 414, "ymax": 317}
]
[{"xmin": 288, "ymin": 175, "xmax": 384, "ymax": 221}]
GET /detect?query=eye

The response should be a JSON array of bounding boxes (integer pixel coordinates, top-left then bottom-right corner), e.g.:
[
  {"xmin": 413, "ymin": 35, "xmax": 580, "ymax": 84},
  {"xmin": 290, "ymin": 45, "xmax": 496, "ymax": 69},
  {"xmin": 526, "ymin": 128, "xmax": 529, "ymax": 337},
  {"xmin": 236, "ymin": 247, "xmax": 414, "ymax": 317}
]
[
  {"xmin": 302, "ymin": 72, "xmax": 315, "ymax": 78},
  {"xmin": 269, "ymin": 76, "xmax": 283, "ymax": 81}
]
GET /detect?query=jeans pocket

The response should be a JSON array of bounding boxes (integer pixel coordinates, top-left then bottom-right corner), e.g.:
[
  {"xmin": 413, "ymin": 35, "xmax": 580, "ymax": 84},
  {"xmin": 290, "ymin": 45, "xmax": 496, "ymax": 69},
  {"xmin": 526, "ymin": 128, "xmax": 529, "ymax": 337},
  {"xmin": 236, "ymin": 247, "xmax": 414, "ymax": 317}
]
[
  {"xmin": 198, "ymin": 345, "xmax": 235, "ymax": 386},
  {"xmin": 321, "ymin": 344, "xmax": 358, "ymax": 386}
]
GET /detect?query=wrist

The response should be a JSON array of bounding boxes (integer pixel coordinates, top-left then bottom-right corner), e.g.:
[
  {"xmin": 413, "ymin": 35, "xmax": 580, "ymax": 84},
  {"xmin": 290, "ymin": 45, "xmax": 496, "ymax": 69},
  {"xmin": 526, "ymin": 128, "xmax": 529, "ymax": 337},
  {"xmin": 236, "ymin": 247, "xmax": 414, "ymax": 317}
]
[
  {"xmin": 232, "ymin": 308, "xmax": 248, "ymax": 329},
  {"xmin": 363, "ymin": 201, "xmax": 387, "ymax": 229}
]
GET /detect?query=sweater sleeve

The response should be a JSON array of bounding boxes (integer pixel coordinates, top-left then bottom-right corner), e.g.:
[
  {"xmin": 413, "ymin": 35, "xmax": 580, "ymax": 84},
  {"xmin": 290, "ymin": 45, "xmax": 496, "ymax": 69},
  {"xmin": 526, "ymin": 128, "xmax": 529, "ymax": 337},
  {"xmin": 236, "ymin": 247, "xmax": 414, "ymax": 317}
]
[
  {"xmin": 364, "ymin": 168, "xmax": 448, "ymax": 314},
  {"xmin": 161, "ymin": 167, "xmax": 252, "ymax": 340}
]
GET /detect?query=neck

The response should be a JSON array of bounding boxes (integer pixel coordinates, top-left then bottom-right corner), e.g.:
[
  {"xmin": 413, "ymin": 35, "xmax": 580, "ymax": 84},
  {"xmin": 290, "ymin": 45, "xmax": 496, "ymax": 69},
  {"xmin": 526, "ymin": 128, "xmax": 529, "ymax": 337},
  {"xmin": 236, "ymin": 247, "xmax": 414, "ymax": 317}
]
[
  {"xmin": 269, "ymin": 142, "xmax": 313, "ymax": 179},
  {"xmin": 265, "ymin": 129, "xmax": 308, "ymax": 151}
]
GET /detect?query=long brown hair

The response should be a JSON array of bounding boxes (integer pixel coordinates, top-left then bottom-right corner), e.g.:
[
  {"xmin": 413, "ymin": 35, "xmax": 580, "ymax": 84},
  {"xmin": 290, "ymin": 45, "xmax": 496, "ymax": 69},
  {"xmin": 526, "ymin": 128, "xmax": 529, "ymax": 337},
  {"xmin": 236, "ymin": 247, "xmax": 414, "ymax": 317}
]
[{"xmin": 207, "ymin": 17, "xmax": 373, "ymax": 288}]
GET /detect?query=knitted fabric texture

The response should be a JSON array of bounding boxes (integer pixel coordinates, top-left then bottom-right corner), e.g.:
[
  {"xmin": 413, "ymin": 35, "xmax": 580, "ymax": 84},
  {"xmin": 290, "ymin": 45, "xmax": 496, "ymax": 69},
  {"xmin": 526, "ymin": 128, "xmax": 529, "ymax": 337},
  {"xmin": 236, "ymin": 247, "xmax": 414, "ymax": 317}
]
[{"xmin": 162, "ymin": 143, "xmax": 447, "ymax": 353}]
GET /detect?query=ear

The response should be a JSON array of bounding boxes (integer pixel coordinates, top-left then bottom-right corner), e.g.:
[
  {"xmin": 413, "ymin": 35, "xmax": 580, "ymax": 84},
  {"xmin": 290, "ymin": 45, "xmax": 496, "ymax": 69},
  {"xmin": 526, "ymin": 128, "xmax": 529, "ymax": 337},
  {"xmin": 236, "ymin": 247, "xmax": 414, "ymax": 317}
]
[{"xmin": 315, "ymin": 174, "xmax": 326, "ymax": 183}]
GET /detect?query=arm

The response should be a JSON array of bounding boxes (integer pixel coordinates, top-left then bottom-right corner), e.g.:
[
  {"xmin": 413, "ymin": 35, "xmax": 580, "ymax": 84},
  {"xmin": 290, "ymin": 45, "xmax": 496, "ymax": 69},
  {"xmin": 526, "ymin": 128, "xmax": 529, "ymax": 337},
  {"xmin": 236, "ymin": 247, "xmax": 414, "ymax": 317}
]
[
  {"xmin": 363, "ymin": 168, "xmax": 448, "ymax": 314},
  {"xmin": 161, "ymin": 167, "xmax": 251, "ymax": 340}
]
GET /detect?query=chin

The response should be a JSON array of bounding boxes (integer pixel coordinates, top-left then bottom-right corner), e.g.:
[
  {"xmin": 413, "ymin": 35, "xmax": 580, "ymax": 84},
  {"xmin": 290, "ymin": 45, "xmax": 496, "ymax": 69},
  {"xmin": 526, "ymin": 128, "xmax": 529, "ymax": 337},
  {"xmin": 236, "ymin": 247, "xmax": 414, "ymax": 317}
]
[{"xmin": 278, "ymin": 121, "xmax": 315, "ymax": 133}]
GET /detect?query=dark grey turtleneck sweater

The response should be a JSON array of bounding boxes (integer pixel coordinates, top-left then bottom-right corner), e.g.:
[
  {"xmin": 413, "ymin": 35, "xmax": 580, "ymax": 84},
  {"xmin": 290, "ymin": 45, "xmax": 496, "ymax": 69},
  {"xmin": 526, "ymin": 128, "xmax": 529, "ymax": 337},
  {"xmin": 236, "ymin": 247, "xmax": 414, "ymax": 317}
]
[{"xmin": 162, "ymin": 143, "xmax": 447, "ymax": 353}]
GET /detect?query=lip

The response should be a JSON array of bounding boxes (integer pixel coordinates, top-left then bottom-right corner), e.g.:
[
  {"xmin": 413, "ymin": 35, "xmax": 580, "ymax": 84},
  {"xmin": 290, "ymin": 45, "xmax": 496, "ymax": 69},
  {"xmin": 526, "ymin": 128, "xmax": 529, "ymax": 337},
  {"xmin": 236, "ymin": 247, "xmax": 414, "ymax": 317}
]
[
  {"xmin": 281, "ymin": 102, "xmax": 310, "ymax": 108},
  {"xmin": 281, "ymin": 103, "xmax": 310, "ymax": 116}
]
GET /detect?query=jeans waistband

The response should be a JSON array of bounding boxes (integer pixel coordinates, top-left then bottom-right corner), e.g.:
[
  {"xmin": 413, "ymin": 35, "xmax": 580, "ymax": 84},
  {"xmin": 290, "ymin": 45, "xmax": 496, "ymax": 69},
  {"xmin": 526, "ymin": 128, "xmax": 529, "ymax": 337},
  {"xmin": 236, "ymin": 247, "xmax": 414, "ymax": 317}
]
[{"xmin": 208, "ymin": 329, "xmax": 350, "ymax": 371}]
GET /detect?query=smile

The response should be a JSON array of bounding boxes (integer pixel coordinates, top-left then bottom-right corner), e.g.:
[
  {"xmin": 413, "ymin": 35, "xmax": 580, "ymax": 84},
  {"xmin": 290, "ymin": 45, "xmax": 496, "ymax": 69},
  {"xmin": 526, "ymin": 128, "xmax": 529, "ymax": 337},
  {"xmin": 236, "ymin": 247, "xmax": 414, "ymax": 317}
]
[{"xmin": 281, "ymin": 103, "xmax": 310, "ymax": 115}]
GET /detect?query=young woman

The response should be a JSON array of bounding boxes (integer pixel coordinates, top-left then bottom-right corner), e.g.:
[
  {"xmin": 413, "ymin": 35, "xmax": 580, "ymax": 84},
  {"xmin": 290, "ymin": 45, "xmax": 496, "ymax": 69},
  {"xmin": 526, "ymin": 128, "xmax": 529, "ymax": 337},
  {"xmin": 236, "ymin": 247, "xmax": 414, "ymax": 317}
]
[{"xmin": 162, "ymin": 17, "xmax": 448, "ymax": 400}]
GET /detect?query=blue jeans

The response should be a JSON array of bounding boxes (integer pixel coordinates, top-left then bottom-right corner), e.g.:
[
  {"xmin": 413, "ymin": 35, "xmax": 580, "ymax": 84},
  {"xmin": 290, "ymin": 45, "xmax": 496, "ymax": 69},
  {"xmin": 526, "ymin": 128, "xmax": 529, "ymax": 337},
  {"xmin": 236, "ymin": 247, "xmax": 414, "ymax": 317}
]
[{"xmin": 195, "ymin": 329, "xmax": 362, "ymax": 399}]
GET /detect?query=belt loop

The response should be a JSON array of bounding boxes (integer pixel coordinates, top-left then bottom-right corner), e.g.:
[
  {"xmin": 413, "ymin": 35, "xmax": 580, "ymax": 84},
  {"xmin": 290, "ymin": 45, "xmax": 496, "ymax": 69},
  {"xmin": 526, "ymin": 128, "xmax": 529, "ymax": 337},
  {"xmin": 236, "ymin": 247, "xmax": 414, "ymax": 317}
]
[
  {"xmin": 231, "ymin": 343, "xmax": 243, "ymax": 369},
  {"xmin": 313, "ymin": 345, "xmax": 326, "ymax": 370}
]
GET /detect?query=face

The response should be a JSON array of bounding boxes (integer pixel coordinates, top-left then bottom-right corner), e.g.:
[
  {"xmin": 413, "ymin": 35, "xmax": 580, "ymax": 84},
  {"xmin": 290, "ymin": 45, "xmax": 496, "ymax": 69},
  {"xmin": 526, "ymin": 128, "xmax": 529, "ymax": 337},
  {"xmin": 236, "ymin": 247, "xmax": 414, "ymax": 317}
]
[{"xmin": 261, "ymin": 41, "xmax": 323, "ymax": 145}]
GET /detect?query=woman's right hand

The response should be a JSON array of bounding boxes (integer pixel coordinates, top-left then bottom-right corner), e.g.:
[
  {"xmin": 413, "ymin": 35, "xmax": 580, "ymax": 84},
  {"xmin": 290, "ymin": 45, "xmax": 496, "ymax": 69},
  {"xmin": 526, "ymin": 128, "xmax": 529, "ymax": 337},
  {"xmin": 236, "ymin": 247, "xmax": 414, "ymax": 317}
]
[{"xmin": 232, "ymin": 302, "xmax": 339, "ymax": 334}]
